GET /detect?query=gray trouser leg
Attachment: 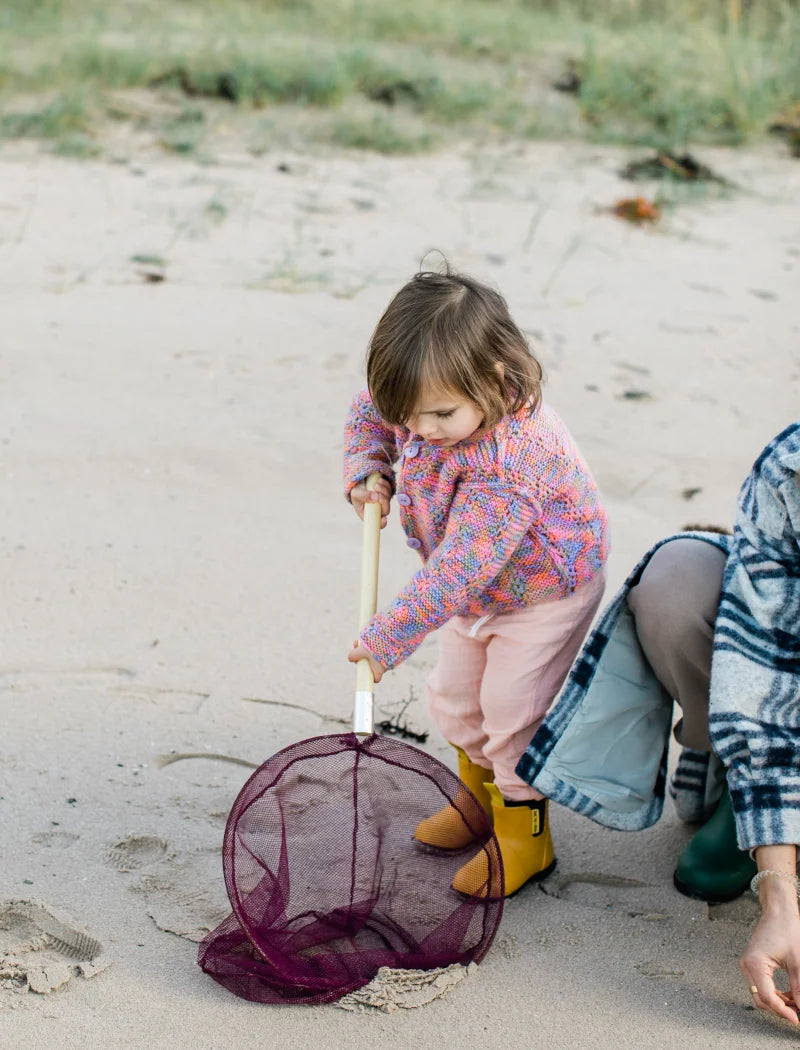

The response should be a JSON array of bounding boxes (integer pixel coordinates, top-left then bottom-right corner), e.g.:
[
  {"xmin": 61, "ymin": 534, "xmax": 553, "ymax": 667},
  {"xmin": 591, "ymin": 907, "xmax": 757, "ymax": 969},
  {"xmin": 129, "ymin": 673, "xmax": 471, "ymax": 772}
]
[{"xmin": 627, "ymin": 538, "xmax": 728, "ymax": 752}]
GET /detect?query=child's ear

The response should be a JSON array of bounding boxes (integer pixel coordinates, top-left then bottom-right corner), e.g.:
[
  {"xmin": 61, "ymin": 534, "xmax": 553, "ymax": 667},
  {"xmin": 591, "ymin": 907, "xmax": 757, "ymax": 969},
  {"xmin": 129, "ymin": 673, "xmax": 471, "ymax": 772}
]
[{"xmin": 494, "ymin": 362, "xmax": 505, "ymax": 381}]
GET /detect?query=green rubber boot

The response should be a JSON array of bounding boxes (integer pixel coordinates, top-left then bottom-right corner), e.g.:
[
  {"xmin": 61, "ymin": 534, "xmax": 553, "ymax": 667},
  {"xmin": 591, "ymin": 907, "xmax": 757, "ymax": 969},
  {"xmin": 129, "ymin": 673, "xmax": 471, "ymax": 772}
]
[{"xmin": 673, "ymin": 787, "xmax": 757, "ymax": 903}]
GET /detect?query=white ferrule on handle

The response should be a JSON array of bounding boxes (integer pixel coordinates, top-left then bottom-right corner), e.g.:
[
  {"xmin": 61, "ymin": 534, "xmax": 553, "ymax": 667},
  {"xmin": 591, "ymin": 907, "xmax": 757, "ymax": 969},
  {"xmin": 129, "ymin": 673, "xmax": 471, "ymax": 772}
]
[
  {"xmin": 353, "ymin": 691, "xmax": 374, "ymax": 736},
  {"xmin": 354, "ymin": 473, "xmax": 382, "ymax": 734}
]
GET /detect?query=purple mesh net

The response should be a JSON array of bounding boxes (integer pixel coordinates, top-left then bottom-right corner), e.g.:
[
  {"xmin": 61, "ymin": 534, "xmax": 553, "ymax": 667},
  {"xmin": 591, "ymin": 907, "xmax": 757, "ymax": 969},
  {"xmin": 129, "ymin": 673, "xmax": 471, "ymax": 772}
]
[{"xmin": 198, "ymin": 731, "xmax": 504, "ymax": 1005}]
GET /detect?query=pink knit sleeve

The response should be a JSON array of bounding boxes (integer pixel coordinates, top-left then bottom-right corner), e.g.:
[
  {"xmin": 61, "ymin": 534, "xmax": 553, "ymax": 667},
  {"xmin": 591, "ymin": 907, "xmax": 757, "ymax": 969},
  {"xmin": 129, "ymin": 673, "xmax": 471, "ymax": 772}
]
[
  {"xmin": 343, "ymin": 389, "xmax": 399, "ymax": 497},
  {"xmin": 360, "ymin": 481, "xmax": 539, "ymax": 668}
]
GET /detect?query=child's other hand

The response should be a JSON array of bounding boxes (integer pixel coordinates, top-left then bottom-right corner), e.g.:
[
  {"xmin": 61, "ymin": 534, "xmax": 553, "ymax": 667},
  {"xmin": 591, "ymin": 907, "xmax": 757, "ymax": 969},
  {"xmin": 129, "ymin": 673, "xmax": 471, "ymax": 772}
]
[
  {"xmin": 348, "ymin": 642, "xmax": 387, "ymax": 683},
  {"xmin": 349, "ymin": 477, "xmax": 392, "ymax": 529}
]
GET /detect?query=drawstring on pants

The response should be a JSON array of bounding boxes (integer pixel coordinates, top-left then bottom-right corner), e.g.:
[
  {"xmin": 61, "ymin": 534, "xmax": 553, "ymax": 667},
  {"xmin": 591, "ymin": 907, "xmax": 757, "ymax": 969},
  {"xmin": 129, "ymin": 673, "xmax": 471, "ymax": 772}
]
[{"xmin": 468, "ymin": 614, "xmax": 495, "ymax": 639}]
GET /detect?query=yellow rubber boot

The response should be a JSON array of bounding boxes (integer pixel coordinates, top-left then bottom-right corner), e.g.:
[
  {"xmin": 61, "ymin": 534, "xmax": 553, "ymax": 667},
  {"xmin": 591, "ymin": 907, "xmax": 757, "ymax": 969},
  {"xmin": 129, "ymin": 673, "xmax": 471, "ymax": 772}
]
[
  {"xmin": 452, "ymin": 783, "xmax": 556, "ymax": 897},
  {"xmin": 414, "ymin": 746, "xmax": 494, "ymax": 851}
]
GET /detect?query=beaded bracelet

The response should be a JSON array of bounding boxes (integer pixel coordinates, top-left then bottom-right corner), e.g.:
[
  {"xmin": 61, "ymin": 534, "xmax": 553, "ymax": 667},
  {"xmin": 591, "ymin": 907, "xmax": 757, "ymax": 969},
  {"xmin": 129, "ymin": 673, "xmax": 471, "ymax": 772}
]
[{"xmin": 750, "ymin": 869, "xmax": 800, "ymax": 895}]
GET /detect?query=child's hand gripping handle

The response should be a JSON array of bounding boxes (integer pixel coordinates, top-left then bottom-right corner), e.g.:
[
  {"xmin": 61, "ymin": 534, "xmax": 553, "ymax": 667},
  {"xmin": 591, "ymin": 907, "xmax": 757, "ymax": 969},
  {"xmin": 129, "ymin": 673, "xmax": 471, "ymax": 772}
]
[{"xmin": 353, "ymin": 473, "xmax": 381, "ymax": 735}]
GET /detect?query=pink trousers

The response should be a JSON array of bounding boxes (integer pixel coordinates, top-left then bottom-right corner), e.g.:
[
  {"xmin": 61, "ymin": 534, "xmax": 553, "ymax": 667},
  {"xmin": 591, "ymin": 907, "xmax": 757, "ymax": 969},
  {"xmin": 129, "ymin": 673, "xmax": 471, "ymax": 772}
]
[{"xmin": 426, "ymin": 571, "xmax": 606, "ymax": 801}]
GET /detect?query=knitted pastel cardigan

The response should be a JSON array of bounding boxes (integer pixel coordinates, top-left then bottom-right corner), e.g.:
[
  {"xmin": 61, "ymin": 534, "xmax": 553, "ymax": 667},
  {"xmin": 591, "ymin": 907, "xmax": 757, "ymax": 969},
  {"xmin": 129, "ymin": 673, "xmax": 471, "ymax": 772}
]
[
  {"xmin": 710, "ymin": 420, "xmax": 800, "ymax": 850},
  {"xmin": 343, "ymin": 389, "xmax": 609, "ymax": 669}
]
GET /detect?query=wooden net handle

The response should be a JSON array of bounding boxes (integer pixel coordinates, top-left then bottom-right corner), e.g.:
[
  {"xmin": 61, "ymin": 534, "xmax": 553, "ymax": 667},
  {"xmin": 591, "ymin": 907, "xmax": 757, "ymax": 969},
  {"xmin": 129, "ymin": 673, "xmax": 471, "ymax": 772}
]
[{"xmin": 353, "ymin": 473, "xmax": 382, "ymax": 732}]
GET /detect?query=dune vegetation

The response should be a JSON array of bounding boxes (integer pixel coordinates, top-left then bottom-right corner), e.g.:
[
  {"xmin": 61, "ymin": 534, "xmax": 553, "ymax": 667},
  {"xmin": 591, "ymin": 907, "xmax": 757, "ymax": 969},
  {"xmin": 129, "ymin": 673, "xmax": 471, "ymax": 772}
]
[{"xmin": 1, "ymin": 0, "xmax": 798, "ymax": 157}]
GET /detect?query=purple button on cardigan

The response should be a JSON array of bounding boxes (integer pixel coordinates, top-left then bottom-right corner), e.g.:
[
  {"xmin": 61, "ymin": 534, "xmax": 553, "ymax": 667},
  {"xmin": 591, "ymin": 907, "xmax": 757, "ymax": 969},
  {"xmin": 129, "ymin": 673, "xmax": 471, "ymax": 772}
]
[
  {"xmin": 404, "ymin": 444, "xmax": 419, "ymax": 458},
  {"xmin": 397, "ymin": 493, "xmax": 412, "ymax": 506},
  {"xmin": 406, "ymin": 537, "xmax": 422, "ymax": 550}
]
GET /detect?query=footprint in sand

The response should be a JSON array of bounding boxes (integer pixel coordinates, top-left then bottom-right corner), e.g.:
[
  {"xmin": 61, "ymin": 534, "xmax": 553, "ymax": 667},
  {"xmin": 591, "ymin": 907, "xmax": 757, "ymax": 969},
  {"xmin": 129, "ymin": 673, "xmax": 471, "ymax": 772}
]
[
  {"xmin": 130, "ymin": 853, "xmax": 229, "ymax": 943},
  {"xmin": 542, "ymin": 872, "xmax": 652, "ymax": 911},
  {"xmin": 31, "ymin": 830, "xmax": 80, "ymax": 849},
  {"xmin": 105, "ymin": 835, "xmax": 169, "ymax": 872},
  {"xmin": 0, "ymin": 899, "xmax": 106, "ymax": 997},
  {"xmin": 0, "ymin": 666, "xmax": 135, "ymax": 693},
  {"xmin": 105, "ymin": 833, "xmax": 228, "ymax": 943},
  {"xmin": 636, "ymin": 960, "xmax": 685, "ymax": 979}
]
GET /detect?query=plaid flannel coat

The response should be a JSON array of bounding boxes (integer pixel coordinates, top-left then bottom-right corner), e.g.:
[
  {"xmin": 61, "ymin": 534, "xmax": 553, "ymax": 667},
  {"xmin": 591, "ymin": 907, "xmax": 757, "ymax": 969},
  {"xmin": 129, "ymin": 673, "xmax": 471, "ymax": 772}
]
[
  {"xmin": 516, "ymin": 531, "xmax": 730, "ymax": 830},
  {"xmin": 710, "ymin": 421, "xmax": 800, "ymax": 850}
]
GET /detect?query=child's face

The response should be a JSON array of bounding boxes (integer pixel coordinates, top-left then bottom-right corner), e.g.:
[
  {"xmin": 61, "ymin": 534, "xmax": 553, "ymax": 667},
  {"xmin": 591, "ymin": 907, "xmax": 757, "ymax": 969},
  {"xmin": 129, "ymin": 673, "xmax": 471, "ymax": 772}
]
[{"xmin": 406, "ymin": 387, "xmax": 485, "ymax": 447}]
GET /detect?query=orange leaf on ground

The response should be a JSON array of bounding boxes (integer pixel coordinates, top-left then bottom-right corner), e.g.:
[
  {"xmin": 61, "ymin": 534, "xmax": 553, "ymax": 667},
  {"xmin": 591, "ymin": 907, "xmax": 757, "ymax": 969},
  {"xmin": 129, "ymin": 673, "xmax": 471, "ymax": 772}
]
[{"xmin": 612, "ymin": 196, "xmax": 661, "ymax": 223}]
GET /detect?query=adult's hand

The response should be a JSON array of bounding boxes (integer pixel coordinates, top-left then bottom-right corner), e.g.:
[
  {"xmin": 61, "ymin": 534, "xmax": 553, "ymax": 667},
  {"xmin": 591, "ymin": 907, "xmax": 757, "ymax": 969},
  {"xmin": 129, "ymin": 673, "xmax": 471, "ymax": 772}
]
[
  {"xmin": 741, "ymin": 846, "xmax": 800, "ymax": 1025},
  {"xmin": 741, "ymin": 908, "xmax": 800, "ymax": 1023}
]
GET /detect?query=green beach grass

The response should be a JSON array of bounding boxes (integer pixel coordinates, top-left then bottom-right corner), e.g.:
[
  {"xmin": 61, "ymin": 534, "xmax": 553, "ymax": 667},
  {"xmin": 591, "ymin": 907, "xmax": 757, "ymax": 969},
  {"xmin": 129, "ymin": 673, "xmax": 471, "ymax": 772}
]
[{"xmin": 0, "ymin": 0, "xmax": 798, "ymax": 156}]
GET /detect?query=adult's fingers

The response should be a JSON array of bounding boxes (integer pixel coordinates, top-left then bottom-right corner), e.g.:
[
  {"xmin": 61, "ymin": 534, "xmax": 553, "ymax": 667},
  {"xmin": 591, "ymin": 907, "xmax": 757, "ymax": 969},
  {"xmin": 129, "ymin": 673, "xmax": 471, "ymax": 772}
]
[
  {"xmin": 787, "ymin": 959, "xmax": 800, "ymax": 1021},
  {"xmin": 743, "ymin": 966, "xmax": 799, "ymax": 1024}
]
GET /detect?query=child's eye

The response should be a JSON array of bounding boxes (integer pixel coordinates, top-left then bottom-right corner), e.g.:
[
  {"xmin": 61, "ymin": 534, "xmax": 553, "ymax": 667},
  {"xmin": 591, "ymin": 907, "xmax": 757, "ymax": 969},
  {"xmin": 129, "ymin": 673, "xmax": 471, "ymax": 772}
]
[{"xmin": 436, "ymin": 410, "xmax": 455, "ymax": 419}]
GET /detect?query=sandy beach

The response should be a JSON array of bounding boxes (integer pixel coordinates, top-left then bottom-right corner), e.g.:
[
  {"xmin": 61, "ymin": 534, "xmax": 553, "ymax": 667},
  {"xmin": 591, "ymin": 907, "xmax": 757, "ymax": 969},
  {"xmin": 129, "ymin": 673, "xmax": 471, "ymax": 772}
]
[{"xmin": 0, "ymin": 136, "xmax": 798, "ymax": 1049}]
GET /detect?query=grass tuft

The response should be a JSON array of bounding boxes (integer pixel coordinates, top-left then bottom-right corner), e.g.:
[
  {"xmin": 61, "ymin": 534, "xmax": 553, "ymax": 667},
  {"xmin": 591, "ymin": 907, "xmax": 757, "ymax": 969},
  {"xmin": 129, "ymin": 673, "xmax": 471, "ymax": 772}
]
[
  {"xmin": 0, "ymin": 94, "xmax": 90, "ymax": 140},
  {"xmin": 0, "ymin": 0, "xmax": 797, "ymax": 156},
  {"xmin": 327, "ymin": 109, "xmax": 435, "ymax": 153}
]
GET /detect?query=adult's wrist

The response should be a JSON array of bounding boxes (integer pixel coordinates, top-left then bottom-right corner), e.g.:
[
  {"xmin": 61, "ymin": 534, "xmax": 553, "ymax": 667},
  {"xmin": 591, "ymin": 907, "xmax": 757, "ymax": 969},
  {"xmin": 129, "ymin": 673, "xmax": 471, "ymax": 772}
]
[
  {"xmin": 758, "ymin": 877, "xmax": 800, "ymax": 917},
  {"xmin": 754, "ymin": 844, "xmax": 800, "ymax": 916}
]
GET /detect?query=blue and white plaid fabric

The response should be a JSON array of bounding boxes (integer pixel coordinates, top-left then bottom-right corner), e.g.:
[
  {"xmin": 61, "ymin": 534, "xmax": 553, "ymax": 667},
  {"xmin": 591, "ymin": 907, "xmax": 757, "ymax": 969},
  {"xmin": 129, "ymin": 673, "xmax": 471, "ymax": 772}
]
[
  {"xmin": 710, "ymin": 421, "xmax": 800, "ymax": 850},
  {"xmin": 669, "ymin": 747, "xmax": 724, "ymax": 823},
  {"xmin": 516, "ymin": 531, "xmax": 730, "ymax": 831}
]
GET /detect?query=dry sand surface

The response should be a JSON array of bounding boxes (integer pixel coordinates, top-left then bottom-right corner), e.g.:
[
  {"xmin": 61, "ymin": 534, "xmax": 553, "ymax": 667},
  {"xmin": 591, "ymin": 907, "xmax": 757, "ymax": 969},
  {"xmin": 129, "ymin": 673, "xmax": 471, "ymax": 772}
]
[{"xmin": 0, "ymin": 136, "xmax": 798, "ymax": 1049}]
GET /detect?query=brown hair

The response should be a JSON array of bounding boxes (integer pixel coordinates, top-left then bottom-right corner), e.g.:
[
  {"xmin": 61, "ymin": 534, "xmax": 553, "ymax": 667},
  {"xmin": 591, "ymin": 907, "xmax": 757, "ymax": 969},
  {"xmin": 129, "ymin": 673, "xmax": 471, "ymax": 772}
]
[{"xmin": 366, "ymin": 268, "xmax": 542, "ymax": 428}]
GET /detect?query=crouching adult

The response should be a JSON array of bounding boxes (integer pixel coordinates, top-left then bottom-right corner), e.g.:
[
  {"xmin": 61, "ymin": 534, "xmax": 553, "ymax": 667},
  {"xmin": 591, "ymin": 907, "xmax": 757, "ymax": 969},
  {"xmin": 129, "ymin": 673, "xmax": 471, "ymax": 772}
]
[{"xmin": 517, "ymin": 420, "xmax": 800, "ymax": 1024}]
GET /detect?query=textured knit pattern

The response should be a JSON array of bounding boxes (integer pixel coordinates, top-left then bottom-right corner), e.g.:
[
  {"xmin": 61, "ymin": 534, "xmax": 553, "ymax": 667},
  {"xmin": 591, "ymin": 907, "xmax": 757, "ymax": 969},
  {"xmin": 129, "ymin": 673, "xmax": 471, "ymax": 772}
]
[
  {"xmin": 343, "ymin": 388, "xmax": 609, "ymax": 669},
  {"xmin": 709, "ymin": 420, "xmax": 800, "ymax": 851}
]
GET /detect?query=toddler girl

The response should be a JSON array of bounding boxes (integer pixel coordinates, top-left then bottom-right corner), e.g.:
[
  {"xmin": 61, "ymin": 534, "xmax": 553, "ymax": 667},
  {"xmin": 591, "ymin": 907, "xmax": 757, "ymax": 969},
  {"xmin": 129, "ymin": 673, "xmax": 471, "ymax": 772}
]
[{"xmin": 344, "ymin": 267, "xmax": 609, "ymax": 896}]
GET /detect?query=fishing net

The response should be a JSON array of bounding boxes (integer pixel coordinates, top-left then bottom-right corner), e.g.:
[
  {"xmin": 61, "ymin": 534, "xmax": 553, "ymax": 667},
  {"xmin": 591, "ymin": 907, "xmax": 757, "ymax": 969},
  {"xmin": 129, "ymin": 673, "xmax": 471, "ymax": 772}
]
[{"xmin": 198, "ymin": 731, "xmax": 504, "ymax": 1005}]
